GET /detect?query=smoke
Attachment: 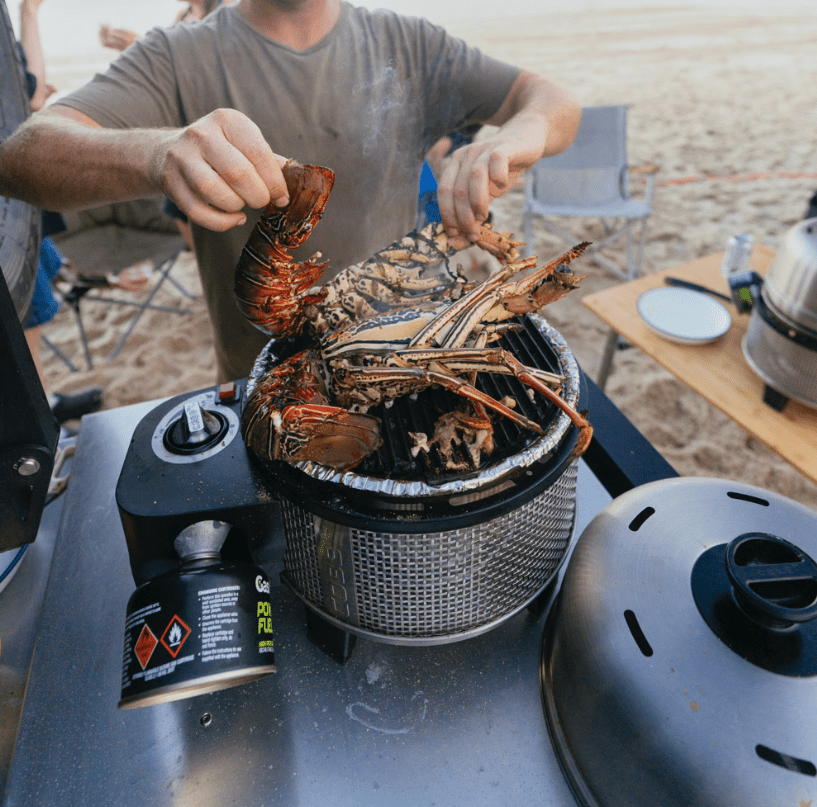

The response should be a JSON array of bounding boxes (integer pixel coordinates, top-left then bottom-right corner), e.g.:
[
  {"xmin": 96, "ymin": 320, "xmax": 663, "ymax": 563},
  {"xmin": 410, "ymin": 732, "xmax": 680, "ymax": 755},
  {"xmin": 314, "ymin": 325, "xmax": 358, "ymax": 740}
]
[{"xmin": 353, "ymin": 62, "xmax": 413, "ymax": 158}]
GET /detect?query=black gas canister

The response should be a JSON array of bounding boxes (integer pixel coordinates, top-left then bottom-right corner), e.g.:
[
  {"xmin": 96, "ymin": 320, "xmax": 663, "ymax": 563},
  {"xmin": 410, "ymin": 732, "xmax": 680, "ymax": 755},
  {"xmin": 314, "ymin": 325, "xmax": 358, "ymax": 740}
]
[{"xmin": 119, "ymin": 522, "xmax": 276, "ymax": 709}]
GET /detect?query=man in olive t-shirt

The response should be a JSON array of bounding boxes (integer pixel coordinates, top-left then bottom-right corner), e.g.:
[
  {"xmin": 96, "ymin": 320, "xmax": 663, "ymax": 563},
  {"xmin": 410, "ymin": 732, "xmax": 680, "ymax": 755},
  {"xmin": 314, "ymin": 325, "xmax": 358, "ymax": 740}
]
[{"xmin": 0, "ymin": 0, "xmax": 581, "ymax": 382}]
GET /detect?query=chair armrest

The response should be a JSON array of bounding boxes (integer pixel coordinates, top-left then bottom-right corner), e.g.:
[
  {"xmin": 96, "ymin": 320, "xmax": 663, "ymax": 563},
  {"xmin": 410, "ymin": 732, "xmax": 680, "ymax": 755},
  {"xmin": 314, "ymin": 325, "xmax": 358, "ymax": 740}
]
[
  {"xmin": 629, "ymin": 163, "xmax": 660, "ymax": 175},
  {"xmin": 628, "ymin": 163, "xmax": 660, "ymax": 205},
  {"xmin": 524, "ymin": 170, "xmax": 535, "ymax": 199}
]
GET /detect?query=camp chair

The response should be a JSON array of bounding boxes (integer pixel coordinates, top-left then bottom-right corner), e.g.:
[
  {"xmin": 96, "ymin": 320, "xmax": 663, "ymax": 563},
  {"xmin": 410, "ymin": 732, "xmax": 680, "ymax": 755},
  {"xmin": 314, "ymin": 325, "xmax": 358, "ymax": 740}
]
[
  {"xmin": 521, "ymin": 104, "xmax": 658, "ymax": 389},
  {"xmin": 45, "ymin": 237, "xmax": 194, "ymax": 371},
  {"xmin": 417, "ymin": 161, "xmax": 442, "ymax": 228}
]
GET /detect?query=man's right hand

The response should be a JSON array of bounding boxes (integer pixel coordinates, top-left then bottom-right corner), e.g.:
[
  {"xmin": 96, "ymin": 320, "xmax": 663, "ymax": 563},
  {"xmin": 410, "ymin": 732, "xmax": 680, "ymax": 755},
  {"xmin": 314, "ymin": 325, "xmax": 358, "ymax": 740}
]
[
  {"xmin": 0, "ymin": 107, "xmax": 290, "ymax": 232},
  {"xmin": 150, "ymin": 109, "xmax": 290, "ymax": 231}
]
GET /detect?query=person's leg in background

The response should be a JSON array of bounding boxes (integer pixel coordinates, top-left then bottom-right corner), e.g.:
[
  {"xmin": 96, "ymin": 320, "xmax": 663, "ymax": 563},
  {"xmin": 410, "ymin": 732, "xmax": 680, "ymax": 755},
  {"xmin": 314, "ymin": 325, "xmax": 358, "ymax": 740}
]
[
  {"xmin": 25, "ymin": 236, "xmax": 103, "ymax": 425},
  {"xmin": 806, "ymin": 190, "xmax": 817, "ymax": 220}
]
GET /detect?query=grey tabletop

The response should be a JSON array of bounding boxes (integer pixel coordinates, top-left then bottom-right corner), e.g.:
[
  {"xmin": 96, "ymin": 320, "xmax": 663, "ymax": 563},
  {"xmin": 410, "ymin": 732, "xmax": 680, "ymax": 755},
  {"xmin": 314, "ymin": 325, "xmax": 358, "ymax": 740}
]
[{"xmin": 1, "ymin": 401, "xmax": 611, "ymax": 807}]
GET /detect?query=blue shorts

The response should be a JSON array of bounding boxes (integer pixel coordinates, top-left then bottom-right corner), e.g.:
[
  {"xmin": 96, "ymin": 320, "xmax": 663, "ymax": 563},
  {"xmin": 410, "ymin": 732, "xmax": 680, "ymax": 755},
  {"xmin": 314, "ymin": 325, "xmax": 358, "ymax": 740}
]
[
  {"xmin": 25, "ymin": 238, "xmax": 63, "ymax": 329},
  {"xmin": 417, "ymin": 162, "xmax": 442, "ymax": 226}
]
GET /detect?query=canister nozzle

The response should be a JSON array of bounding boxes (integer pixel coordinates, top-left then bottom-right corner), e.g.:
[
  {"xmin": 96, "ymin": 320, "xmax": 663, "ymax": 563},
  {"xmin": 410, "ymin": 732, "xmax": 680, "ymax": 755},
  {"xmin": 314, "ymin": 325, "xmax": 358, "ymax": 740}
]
[{"xmin": 174, "ymin": 520, "xmax": 231, "ymax": 564}]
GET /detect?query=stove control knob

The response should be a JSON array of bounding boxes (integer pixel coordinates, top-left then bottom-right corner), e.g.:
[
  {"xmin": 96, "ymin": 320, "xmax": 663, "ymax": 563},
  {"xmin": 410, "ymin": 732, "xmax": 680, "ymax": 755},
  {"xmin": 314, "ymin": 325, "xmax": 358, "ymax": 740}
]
[{"xmin": 163, "ymin": 400, "xmax": 229, "ymax": 455}]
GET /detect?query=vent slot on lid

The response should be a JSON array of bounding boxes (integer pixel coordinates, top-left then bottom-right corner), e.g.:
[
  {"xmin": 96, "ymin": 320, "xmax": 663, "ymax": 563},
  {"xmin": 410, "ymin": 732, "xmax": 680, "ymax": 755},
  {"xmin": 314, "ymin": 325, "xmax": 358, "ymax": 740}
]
[{"xmin": 755, "ymin": 744, "xmax": 816, "ymax": 777}]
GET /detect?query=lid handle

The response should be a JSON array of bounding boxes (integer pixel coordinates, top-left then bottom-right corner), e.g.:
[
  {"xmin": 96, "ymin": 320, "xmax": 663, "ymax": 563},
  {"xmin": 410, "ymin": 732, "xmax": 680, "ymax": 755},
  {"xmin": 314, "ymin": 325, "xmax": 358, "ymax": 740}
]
[{"xmin": 725, "ymin": 533, "xmax": 817, "ymax": 627}]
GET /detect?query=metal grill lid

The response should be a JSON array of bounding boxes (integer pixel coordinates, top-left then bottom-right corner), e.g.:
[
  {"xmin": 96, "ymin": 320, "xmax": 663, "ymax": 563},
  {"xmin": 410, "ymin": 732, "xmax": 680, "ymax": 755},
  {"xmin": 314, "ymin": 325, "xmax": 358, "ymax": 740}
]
[{"xmin": 542, "ymin": 477, "xmax": 817, "ymax": 807}]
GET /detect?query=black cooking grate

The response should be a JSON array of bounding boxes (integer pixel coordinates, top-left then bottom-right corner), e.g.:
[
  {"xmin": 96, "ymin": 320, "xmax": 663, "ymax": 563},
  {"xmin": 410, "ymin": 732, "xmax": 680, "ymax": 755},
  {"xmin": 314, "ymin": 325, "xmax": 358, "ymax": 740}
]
[{"xmin": 352, "ymin": 315, "xmax": 566, "ymax": 484}]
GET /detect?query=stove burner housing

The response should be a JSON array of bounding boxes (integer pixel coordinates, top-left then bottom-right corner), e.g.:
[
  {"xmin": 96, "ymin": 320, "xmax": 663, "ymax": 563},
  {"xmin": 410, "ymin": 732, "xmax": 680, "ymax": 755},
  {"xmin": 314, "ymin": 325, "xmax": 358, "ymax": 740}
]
[{"xmin": 743, "ymin": 289, "xmax": 817, "ymax": 411}]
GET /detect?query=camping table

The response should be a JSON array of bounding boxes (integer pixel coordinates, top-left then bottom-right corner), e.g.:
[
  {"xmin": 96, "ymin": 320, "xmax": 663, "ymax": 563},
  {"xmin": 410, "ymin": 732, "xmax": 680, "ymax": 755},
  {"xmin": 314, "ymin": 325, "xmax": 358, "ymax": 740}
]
[
  {"xmin": 582, "ymin": 245, "xmax": 817, "ymax": 487},
  {"xmin": 0, "ymin": 380, "xmax": 676, "ymax": 806}
]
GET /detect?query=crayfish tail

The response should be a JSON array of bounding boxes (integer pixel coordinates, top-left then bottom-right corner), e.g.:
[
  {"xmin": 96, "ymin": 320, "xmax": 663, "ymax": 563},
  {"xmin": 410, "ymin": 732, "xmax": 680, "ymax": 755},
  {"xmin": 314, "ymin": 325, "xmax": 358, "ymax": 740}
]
[
  {"xmin": 234, "ymin": 161, "xmax": 335, "ymax": 336},
  {"xmin": 268, "ymin": 160, "xmax": 335, "ymax": 250}
]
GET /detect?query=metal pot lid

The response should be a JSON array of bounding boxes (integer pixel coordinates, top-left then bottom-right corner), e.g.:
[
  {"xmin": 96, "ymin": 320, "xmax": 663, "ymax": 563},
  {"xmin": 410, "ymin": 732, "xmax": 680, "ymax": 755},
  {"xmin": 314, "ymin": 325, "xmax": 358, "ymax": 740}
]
[
  {"xmin": 765, "ymin": 218, "xmax": 817, "ymax": 332},
  {"xmin": 541, "ymin": 476, "xmax": 817, "ymax": 807}
]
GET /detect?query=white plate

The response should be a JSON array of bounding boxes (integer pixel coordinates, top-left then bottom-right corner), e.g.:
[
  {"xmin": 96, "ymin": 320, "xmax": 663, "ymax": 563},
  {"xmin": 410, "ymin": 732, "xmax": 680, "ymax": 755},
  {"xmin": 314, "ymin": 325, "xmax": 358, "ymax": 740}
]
[{"xmin": 637, "ymin": 287, "xmax": 732, "ymax": 345}]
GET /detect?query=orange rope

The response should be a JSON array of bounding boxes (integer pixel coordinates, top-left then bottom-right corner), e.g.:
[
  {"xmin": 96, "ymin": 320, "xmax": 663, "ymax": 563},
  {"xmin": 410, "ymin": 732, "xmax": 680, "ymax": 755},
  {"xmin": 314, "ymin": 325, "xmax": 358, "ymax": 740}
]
[{"xmin": 655, "ymin": 171, "xmax": 817, "ymax": 187}]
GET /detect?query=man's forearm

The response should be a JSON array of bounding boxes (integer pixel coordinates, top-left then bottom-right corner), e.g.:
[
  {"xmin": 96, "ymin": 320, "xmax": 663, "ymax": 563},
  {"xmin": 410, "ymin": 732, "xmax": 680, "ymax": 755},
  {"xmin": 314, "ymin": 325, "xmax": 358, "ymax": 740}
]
[
  {"xmin": 488, "ymin": 71, "xmax": 582, "ymax": 161},
  {"xmin": 0, "ymin": 109, "xmax": 168, "ymax": 211},
  {"xmin": 0, "ymin": 106, "xmax": 289, "ymax": 232}
]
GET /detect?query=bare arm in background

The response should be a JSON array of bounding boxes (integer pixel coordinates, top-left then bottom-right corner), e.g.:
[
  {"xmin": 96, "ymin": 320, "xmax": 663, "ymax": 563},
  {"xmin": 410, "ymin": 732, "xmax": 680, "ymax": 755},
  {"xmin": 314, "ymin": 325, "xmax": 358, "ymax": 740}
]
[
  {"xmin": 98, "ymin": 25, "xmax": 140, "ymax": 51},
  {"xmin": 435, "ymin": 71, "xmax": 582, "ymax": 242},
  {"xmin": 99, "ymin": 1, "xmax": 228, "ymax": 51},
  {"xmin": 18, "ymin": 0, "xmax": 56, "ymax": 111},
  {"xmin": 0, "ymin": 106, "xmax": 291, "ymax": 230}
]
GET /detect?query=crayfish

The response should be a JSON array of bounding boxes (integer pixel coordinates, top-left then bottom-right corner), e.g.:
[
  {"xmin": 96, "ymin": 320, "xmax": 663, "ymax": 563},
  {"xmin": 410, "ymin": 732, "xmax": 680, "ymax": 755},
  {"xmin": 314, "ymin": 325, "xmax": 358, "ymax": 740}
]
[{"xmin": 235, "ymin": 160, "xmax": 592, "ymax": 474}]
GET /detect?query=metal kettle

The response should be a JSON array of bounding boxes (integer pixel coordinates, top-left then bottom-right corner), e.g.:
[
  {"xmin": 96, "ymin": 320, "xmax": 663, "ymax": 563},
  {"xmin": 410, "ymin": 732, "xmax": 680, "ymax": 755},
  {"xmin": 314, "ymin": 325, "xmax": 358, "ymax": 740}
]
[
  {"xmin": 764, "ymin": 217, "xmax": 817, "ymax": 331},
  {"xmin": 732, "ymin": 219, "xmax": 817, "ymax": 410}
]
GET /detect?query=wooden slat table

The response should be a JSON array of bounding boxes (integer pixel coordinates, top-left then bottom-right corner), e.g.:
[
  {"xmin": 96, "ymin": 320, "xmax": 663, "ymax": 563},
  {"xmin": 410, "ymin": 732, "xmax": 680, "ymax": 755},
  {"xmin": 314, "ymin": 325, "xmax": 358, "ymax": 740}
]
[{"xmin": 582, "ymin": 245, "xmax": 817, "ymax": 487}]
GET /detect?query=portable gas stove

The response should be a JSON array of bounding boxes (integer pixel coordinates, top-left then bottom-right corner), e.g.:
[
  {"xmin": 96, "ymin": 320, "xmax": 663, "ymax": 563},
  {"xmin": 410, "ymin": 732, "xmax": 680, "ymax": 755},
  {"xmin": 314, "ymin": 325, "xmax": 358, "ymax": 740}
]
[
  {"xmin": 726, "ymin": 219, "xmax": 817, "ymax": 412},
  {"xmin": 116, "ymin": 315, "xmax": 587, "ymax": 673}
]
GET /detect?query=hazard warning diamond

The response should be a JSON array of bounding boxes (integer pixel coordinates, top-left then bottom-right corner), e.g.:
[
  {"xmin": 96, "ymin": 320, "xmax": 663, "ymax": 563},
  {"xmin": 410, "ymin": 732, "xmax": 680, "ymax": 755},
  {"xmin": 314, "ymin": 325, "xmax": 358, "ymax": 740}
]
[
  {"xmin": 134, "ymin": 624, "xmax": 158, "ymax": 670},
  {"xmin": 161, "ymin": 615, "xmax": 191, "ymax": 658}
]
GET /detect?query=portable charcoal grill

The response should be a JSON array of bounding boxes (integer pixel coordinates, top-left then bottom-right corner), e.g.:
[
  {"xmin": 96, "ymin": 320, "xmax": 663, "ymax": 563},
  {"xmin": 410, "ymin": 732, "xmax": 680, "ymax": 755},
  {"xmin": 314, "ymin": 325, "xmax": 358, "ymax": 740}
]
[{"xmin": 245, "ymin": 314, "xmax": 585, "ymax": 645}]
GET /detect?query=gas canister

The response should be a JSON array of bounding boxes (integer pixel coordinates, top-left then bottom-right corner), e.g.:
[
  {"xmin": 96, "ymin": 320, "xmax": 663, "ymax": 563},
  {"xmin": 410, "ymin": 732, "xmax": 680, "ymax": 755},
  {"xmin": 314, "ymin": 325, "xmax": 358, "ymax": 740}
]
[{"xmin": 119, "ymin": 521, "xmax": 276, "ymax": 709}]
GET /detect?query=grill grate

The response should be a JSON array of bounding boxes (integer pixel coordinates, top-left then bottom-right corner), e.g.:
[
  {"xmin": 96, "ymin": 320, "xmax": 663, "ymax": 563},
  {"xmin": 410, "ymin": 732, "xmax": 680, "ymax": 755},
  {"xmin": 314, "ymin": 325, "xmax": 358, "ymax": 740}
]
[
  {"xmin": 268, "ymin": 316, "xmax": 584, "ymax": 643},
  {"xmin": 354, "ymin": 316, "xmax": 564, "ymax": 481}
]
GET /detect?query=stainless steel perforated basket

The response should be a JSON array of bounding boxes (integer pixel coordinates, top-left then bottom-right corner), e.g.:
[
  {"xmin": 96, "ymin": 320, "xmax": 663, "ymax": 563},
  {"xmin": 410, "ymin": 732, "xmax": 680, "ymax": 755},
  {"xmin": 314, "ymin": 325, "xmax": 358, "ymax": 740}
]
[
  {"xmin": 247, "ymin": 315, "xmax": 583, "ymax": 644},
  {"xmin": 279, "ymin": 460, "xmax": 578, "ymax": 644}
]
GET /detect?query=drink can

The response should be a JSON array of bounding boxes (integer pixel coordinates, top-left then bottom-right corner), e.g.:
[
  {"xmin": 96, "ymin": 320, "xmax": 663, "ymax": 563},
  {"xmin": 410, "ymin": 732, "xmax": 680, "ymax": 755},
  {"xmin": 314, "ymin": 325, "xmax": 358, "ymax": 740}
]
[{"xmin": 720, "ymin": 234, "xmax": 755, "ymax": 277}]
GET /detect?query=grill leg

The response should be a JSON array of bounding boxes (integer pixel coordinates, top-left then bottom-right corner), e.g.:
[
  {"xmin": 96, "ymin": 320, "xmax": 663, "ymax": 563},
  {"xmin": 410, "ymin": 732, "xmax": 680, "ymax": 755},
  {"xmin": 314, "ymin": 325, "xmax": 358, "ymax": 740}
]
[
  {"xmin": 305, "ymin": 608, "xmax": 357, "ymax": 664},
  {"xmin": 526, "ymin": 576, "xmax": 559, "ymax": 620},
  {"xmin": 762, "ymin": 384, "xmax": 789, "ymax": 412}
]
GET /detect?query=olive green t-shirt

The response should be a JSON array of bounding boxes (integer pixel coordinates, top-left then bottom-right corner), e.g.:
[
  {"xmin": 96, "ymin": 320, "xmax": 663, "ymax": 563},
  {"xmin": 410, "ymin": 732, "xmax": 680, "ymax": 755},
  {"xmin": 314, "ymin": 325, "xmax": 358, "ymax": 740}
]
[{"xmin": 58, "ymin": 2, "xmax": 520, "ymax": 380}]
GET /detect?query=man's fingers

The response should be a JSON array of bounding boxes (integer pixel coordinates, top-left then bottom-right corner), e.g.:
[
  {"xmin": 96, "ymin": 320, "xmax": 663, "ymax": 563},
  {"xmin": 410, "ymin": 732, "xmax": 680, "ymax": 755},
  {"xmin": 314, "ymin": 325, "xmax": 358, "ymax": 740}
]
[
  {"xmin": 454, "ymin": 162, "xmax": 482, "ymax": 237},
  {"xmin": 158, "ymin": 110, "xmax": 292, "ymax": 232},
  {"xmin": 174, "ymin": 110, "xmax": 288, "ymax": 210},
  {"xmin": 199, "ymin": 147, "xmax": 271, "ymax": 211},
  {"xmin": 439, "ymin": 149, "xmax": 491, "ymax": 239},
  {"xmin": 169, "ymin": 180, "xmax": 247, "ymax": 232},
  {"xmin": 437, "ymin": 150, "xmax": 476, "ymax": 236},
  {"xmin": 437, "ymin": 143, "xmax": 518, "ymax": 240},
  {"xmin": 218, "ymin": 115, "xmax": 290, "ymax": 208},
  {"xmin": 177, "ymin": 158, "xmax": 251, "ymax": 214},
  {"xmin": 467, "ymin": 159, "xmax": 495, "ymax": 230},
  {"xmin": 488, "ymin": 151, "xmax": 511, "ymax": 193}
]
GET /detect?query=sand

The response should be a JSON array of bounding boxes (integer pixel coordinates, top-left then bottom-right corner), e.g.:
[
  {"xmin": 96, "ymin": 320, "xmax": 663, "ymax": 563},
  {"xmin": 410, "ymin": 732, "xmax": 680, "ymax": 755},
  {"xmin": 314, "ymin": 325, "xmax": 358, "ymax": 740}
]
[{"xmin": 39, "ymin": 4, "xmax": 817, "ymax": 508}]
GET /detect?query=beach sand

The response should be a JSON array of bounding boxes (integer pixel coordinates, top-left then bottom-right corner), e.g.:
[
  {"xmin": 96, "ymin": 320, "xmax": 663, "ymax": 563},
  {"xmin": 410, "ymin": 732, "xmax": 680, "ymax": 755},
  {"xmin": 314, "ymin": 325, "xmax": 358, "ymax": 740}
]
[{"xmin": 40, "ymin": 4, "xmax": 817, "ymax": 508}]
